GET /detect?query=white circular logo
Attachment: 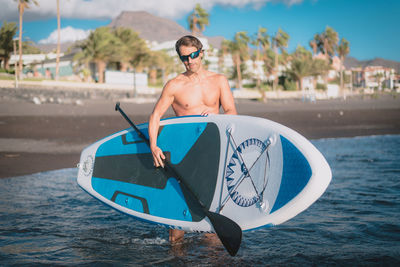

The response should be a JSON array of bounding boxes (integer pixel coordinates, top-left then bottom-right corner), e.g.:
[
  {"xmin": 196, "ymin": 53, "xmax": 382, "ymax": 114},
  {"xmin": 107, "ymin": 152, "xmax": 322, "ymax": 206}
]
[{"xmin": 225, "ymin": 138, "xmax": 268, "ymax": 207}]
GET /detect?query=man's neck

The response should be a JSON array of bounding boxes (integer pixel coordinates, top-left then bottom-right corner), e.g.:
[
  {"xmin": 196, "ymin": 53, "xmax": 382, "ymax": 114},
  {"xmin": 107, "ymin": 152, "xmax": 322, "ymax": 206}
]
[{"xmin": 184, "ymin": 67, "xmax": 206, "ymax": 80}]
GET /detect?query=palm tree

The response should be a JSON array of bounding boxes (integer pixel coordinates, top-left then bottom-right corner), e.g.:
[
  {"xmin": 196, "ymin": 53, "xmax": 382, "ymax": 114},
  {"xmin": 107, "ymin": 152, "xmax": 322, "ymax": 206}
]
[
  {"xmin": 337, "ymin": 37, "xmax": 350, "ymax": 93},
  {"xmin": 187, "ymin": 4, "xmax": 209, "ymax": 36},
  {"xmin": 146, "ymin": 50, "xmax": 174, "ymax": 85},
  {"xmin": 262, "ymin": 47, "xmax": 275, "ymax": 80},
  {"xmin": 74, "ymin": 27, "xmax": 123, "ymax": 83},
  {"xmin": 287, "ymin": 46, "xmax": 313, "ymax": 91},
  {"xmin": 218, "ymin": 39, "xmax": 231, "ymax": 75},
  {"xmin": 0, "ymin": 21, "xmax": 18, "ymax": 70},
  {"xmin": 55, "ymin": 0, "xmax": 60, "ymax": 80},
  {"xmin": 272, "ymin": 28, "xmax": 289, "ymax": 91},
  {"xmin": 320, "ymin": 26, "xmax": 339, "ymax": 60},
  {"xmin": 312, "ymin": 33, "xmax": 324, "ymax": 57},
  {"xmin": 227, "ymin": 32, "xmax": 250, "ymax": 89},
  {"xmin": 373, "ymin": 72, "xmax": 384, "ymax": 90},
  {"xmin": 309, "ymin": 34, "xmax": 319, "ymax": 56},
  {"xmin": 112, "ymin": 27, "xmax": 148, "ymax": 71},
  {"xmin": 312, "ymin": 27, "xmax": 339, "ymax": 86},
  {"xmin": 16, "ymin": 0, "xmax": 38, "ymax": 79},
  {"xmin": 112, "ymin": 27, "xmax": 154, "ymax": 96},
  {"xmin": 286, "ymin": 45, "xmax": 329, "ymax": 92},
  {"xmin": 251, "ymin": 27, "xmax": 270, "ymax": 90}
]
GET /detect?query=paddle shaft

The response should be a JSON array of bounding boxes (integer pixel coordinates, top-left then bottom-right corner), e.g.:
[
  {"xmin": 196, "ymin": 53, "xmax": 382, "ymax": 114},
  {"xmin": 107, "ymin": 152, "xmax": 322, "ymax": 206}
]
[
  {"xmin": 115, "ymin": 102, "xmax": 207, "ymax": 207},
  {"xmin": 115, "ymin": 102, "xmax": 242, "ymax": 256}
]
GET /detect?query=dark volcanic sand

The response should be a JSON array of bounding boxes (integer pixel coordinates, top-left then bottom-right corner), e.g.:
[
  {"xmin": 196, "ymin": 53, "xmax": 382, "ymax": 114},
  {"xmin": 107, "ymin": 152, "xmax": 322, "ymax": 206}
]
[{"xmin": 1, "ymin": 95, "xmax": 399, "ymax": 178}]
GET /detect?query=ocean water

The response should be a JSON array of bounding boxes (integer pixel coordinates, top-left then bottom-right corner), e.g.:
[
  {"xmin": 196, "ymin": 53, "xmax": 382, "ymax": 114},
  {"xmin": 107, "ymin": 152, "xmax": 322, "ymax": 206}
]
[{"xmin": 0, "ymin": 135, "xmax": 399, "ymax": 266}]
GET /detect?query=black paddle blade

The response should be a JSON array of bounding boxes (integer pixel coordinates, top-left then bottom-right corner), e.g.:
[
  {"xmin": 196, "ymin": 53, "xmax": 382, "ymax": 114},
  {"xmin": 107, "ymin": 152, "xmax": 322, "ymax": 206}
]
[{"xmin": 206, "ymin": 211, "xmax": 242, "ymax": 256}]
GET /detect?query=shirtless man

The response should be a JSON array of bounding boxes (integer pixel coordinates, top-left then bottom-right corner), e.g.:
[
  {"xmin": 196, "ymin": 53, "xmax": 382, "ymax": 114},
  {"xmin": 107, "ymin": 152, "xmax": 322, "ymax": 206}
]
[{"xmin": 148, "ymin": 35, "xmax": 237, "ymax": 243}]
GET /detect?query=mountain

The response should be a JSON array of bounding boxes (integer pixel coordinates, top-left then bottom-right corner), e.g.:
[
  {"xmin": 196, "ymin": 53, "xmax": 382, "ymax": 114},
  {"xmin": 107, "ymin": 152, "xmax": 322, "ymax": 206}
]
[
  {"xmin": 344, "ymin": 57, "xmax": 400, "ymax": 73},
  {"xmin": 108, "ymin": 11, "xmax": 189, "ymax": 43},
  {"xmin": 33, "ymin": 11, "xmax": 224, "ymax": 53},
  {"xmin": 108, "ymin": 11, "xmax": 224, "ymax": 48},
  {"xmin": 35, "ymin": 42, "xmax": 75, "ymax": 53}
]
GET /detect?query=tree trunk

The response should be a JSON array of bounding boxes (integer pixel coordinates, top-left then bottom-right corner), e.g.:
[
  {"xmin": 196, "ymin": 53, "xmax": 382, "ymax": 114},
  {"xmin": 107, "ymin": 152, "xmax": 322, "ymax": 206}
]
[
  {"xmin": 273, "ymin": 45, "xmax": 278, "ymax": 91},
  {"xmin": 256, "ymin": 45, "xmax": 261, "ymax": 90},
  {"xmin": 149, "ymin": 68, "xmax": 157, "ymax": 85},
  {"xmin": 97, "ymin": 61, "xmax": 106, "ymax": 83},
  {"xmin": 192, "ymin": 16, "xmax": 198, "ymax": 36},
  {"xmin": 340, "ymin": 56, "xmax": 344, "ymax": 98},
  {"xmin": 18, "ymin": 2, "xmax": 24, "ymax": 80},
  {"xmin": 13, "ymin": 39, "xmax": 18, "ymax": 87},
  {"xmin": 340, "ymin": 67, "xmax": 344, "ymax": 96},
  {"xmin": 161, "ymin": 68, "xmax": 166, "ymax": 85},
  {"xmin": 120, "ymin": 62, "xmax": 129, "ymax": 72},
  {"xmin": 235, "ymin": 54, "xmax": 242, "ymax": 89},
  {"xmin": 299, "ymin": 78, "xmax": 303, "ymax": 93},
  {"xmin": 4, "ymin": 57, "xmax": 9, "ymax": 70},
  {"xmin": 55, "ymin": 0, "xmax": 60, "ymax": 80}
]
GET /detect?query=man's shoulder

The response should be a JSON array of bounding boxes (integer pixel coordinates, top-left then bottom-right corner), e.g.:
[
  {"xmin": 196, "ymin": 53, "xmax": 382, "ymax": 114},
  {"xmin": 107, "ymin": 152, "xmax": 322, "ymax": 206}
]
[
  {"xmin": 167, "ymin": 73, "xmax": 187, "ymax": 85},
  {"xmin": 206, "ymin": 70, "xmax": 227, "ymax": 82},
  {"xmin": 162, "ymin": 74, "xmax": 186, "ymax": 94}
]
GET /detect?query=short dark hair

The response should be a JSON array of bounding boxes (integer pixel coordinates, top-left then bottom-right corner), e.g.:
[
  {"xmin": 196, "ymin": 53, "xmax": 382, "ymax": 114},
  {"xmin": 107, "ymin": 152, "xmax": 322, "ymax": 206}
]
[{"xmin": 175, "ymin": 35, "xmax": 203, "ymax": 56}]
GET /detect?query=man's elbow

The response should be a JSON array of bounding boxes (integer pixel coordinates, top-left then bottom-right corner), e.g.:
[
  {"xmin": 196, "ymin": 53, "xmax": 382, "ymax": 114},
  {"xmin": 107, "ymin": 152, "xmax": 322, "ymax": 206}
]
[
  {"xmin": 224, "ymin": 108, "xmax": 238, "ymax": 115},
  {"xmin": 149, "ymin": 111, "xmax": 161, "ymax": 122}
]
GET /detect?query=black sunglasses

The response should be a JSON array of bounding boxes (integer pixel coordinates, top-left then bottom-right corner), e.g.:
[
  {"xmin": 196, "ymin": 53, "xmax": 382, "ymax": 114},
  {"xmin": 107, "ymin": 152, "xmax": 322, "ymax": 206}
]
[{"xmin": 179, "ymin": 49, "xmax": 202, "ymax": 62}]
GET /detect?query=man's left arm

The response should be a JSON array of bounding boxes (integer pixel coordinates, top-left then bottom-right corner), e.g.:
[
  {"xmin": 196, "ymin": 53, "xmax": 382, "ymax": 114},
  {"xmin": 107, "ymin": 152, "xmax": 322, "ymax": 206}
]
[{"xmin": 219, "ymin": 75, "xmax": 238, "ymax": 115}]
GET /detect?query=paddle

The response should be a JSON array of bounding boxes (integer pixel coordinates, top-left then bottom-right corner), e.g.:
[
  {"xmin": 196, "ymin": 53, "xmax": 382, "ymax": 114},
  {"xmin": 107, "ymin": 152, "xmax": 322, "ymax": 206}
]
[{"xmin": 115, "ymin": 102, "xmax": 242, "ymax": 256}]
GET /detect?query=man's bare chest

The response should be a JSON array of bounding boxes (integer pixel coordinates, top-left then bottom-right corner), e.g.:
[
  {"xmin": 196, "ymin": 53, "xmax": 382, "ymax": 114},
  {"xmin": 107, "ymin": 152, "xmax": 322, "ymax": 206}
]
[{"xmin": 174, "ymin": 83, "xmax": 220, "ymax": 108}]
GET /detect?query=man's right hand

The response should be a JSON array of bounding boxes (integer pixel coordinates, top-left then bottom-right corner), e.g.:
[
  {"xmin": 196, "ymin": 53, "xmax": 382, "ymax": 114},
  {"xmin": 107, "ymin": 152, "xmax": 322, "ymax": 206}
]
[{"xmin": 151, "ymin": 145, "xmax": 166, "ymax": 168}]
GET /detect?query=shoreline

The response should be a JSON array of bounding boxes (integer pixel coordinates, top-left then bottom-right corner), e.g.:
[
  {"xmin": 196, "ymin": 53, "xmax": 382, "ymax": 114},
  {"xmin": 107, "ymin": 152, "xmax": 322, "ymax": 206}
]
[{"xmin": 1, "ymin": 91, "xmax": 400, "ymax": 178}]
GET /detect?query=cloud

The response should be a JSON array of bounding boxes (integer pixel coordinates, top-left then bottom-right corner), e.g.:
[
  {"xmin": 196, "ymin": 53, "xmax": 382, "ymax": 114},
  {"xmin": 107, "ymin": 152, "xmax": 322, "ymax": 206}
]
[
  {"xmin": 0, "ymin": 0, "xmax": 304, "ymax": 21},
  {"xmin": 38, "ymin": 26, "xmax": 91, "ymax": 44}
]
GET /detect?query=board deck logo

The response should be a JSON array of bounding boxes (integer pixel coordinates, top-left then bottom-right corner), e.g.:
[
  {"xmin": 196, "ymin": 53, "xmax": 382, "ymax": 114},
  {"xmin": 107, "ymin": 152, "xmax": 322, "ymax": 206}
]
[
  {"xmin": 81, "ymin": 155, "xmax": 94, "ymax": 176},
  {"xmin": 225, "ymin": 138, "xmax": 268, "ymax": 207}
]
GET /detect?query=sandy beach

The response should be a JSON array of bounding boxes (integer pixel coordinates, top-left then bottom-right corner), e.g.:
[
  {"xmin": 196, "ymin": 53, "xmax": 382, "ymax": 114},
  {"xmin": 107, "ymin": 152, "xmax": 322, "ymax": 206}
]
[{"xmin": 1, "ymin": 87, "xmax": 399, "ymax": 178}]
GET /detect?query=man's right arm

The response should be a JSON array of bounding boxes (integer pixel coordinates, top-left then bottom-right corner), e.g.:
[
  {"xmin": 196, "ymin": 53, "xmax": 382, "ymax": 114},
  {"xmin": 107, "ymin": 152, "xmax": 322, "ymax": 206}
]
[
  {"xmin": 219, "ymin": 75, "xmax": 237, "ymax": 115},
  {"xmin": 148, "ymin": 81, "xmax": 175, "ymax": 168}
]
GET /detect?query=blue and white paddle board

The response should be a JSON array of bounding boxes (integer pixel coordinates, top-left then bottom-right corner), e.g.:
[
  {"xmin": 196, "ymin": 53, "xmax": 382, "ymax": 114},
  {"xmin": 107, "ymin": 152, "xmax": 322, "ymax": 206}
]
[{"xmin": 77, "ymin": 114, "xmax": 331, "ymax": 232}]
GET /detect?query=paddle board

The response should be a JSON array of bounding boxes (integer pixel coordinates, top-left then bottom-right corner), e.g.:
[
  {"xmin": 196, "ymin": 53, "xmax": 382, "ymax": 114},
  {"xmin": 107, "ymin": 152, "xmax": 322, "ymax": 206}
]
[{"xmin": 77, "ymin": 114, "xmax": 331, "ymax": 232}]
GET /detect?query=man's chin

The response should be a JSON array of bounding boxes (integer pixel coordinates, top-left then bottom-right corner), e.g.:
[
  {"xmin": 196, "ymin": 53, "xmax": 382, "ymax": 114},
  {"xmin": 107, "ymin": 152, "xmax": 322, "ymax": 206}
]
[{"xmin": 187, "ymin": 66, "xmax": 199, "ymax": 73}]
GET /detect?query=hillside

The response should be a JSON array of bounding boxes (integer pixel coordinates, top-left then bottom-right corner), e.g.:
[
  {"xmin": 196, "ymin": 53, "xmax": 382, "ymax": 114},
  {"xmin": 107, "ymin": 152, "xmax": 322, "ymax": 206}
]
[
  {"xmin": 108, "ymin": 11, "xmax": 224, "ymax": 48},
  {"xmin": 35, "ymin": 42, "xmax": 75, "ymax": 53},
  {"xmin": 108, "ymin": 11, "xmax": 189, "ymax": 43}
]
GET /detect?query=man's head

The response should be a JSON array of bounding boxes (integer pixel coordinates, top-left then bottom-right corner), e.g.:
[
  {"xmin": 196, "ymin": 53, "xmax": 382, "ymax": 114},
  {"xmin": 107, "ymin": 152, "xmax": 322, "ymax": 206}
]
[
  {"xmin": 175, "ymin": 35, "xmax": 204, "ymax": 73},
  {"xmin": 175, "ymin": 35, "xmax": 203, "ymax": 56}
]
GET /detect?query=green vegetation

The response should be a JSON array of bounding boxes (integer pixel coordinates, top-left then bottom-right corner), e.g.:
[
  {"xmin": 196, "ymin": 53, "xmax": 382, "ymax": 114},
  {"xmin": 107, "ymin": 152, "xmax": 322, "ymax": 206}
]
[
  {"xmin": 74, "ymin": 26, "xmax": 174, "ymax": 84},
  {"xmin": 0, "ymin": 21, "xmax": 18, "ymax": 70},
  {"xmin": 251, "ymin": 26, "xmax": 270, "ymax": 91},
  {"xmin": 338, "ymin": 37, "xmax": 350, "ymax": 92},
  {"xmin": 283, "ymin": 78, "xmax": 297, "ymax": 91},
  {"xmin": 223, "ymin": 32, "xmax": 251, "ymax": 89},
  {"xmin": 286, "ymin": 45, "xmax": 330, "ymax": 91},
  {"xmin": 2, "ymin": 2, "xmax": 355, "ymax": 91},
  {"xmin": 272, "ymin": 28, "xmax": 290, "ymax": 91},
  {"xmin": 316, "ymin": 83, "xmax": 327, "ymax": 90},
  {"xmin": 188, "ymin": 4, "xmax": 209, "ymax": 36}
]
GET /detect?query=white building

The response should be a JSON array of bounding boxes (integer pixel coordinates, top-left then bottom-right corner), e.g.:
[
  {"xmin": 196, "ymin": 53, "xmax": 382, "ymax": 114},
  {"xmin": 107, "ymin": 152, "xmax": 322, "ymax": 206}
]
[{"xmin": 352, "ymin": 66, "xmax": 396, "ymax": 90}]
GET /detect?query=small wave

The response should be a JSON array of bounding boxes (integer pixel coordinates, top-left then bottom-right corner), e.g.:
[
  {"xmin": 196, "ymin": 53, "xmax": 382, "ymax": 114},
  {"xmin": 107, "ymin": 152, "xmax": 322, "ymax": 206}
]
[{"xmin": 131, "ymin": 237, "xmax": 168, "ymax": 245}]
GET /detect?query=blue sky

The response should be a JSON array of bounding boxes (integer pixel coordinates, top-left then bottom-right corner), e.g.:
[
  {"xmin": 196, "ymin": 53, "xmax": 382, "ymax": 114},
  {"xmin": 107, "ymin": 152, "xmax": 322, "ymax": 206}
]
[{"xmin": 1, "ymin": 0, "xmax": 399, "ymax": 61}]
